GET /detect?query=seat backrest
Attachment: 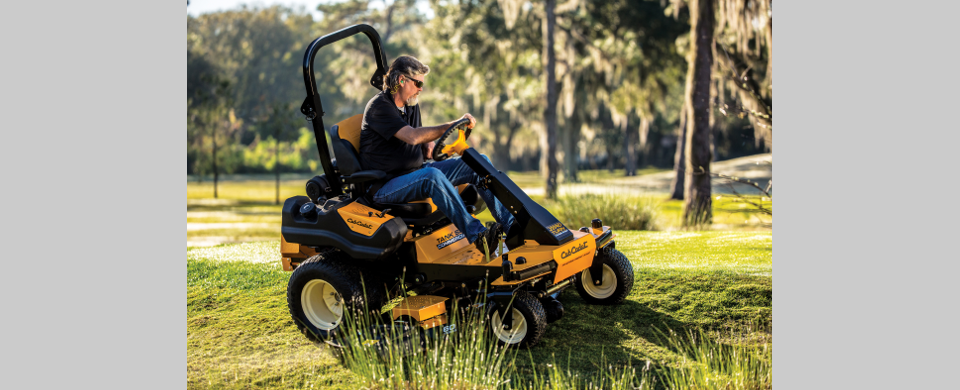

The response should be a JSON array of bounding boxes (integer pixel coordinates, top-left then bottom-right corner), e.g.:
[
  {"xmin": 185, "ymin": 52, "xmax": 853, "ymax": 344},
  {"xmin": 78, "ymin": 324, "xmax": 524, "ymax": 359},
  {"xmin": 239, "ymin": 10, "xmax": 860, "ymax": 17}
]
[
  {"xmin": 330, "ymin": 114, "xmax": 365, "ymax": 175},
  {"xmin": 336, "ymin": 114, "xmax": 363, "ymax": 151}
]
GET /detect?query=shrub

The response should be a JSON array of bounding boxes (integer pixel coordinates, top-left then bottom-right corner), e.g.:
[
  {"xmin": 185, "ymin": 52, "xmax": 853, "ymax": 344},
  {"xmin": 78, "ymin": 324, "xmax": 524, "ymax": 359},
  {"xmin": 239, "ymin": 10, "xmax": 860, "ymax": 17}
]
[{"xmin": 553, "ymin": 194, "xmax": 662, "ymax": 231}]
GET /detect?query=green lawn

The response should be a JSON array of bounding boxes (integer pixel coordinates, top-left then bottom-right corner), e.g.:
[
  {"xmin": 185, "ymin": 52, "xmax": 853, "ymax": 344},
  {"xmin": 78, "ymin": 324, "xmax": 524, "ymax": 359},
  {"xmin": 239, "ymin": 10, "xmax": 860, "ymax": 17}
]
[
  {"xmin": 187, "ymin": 172, "xmax": 772, "ymax": 388},
  {"xmin": 187, "ymin": 231, "xmax": 772, "ymax": 389},
  {"xmin": 187, "ymin": 172, "xmax": 770, "ymax": 245}
]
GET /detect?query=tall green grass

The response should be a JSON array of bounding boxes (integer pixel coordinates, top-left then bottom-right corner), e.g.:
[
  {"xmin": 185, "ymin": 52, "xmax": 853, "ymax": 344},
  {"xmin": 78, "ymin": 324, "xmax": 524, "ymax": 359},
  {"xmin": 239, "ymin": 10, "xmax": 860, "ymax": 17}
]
[
  {"xmin": 657, "ymin": 328, "xmax": 772, "ymax": 389},
  {"xmin": 523, "ymin": 353, "xmax": 651, "ymax": 390},
  {"xmin": 331, "ymin": 291, "xmax": 658, "ymax": 390},
  {"xmin": 333, "ymin": 293, "xmax": 516, "ymax": 389},
  {"xmin": 552, "ymin": 194, "xmax": 662, "ymax": 231}
]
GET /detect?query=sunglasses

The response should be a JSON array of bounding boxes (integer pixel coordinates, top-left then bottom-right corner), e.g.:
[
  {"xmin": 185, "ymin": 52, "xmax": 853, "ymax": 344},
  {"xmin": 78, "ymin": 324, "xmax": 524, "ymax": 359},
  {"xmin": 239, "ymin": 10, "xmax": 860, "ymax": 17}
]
[{"xmin": 403, "ymin": 75, "xmax": 424, "ymax": 89}]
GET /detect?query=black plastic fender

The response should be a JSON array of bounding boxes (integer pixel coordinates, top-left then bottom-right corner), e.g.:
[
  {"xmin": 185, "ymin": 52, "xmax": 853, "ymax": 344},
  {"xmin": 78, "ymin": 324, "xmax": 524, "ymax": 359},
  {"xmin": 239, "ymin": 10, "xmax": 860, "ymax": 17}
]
[{"xmin": 281, "ymin": 196, "xmax": 407, "ymax": 260}]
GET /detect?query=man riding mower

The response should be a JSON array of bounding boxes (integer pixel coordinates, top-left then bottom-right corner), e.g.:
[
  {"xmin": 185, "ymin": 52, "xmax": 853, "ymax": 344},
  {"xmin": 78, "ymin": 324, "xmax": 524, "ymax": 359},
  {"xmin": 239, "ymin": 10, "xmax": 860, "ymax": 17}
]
[{"xmin": 280, "ymin": 24, "xmax": 635, "ymax": 349}]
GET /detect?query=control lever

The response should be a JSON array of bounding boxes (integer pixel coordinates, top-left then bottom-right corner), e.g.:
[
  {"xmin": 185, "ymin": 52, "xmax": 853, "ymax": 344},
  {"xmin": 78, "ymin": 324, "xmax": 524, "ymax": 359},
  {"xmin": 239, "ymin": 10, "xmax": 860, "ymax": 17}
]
[{"xmin": 367, "ymin": 209, "xmax": 392, "ymax": 218}]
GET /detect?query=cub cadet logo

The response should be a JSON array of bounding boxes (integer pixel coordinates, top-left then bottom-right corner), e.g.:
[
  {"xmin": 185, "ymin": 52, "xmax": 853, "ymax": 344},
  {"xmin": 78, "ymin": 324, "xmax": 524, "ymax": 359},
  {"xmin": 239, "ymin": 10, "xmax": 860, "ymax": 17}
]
[
  {"xmin": 560, "ymin": 241, "xmax": 589, "ymax": 260},
  {"xmin": 436, "ymin": 230, "xmax": 465, "ymax": 250},
  {"xmin": 347, "ymin": 218, "xmax": 373, "ymax": 230}
]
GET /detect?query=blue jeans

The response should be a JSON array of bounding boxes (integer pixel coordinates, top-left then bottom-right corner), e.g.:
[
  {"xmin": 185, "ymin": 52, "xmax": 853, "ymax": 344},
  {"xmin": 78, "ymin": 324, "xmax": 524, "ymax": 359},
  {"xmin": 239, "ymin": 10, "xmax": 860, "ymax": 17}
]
[{"xmin": 372, "ymin": 154, "xmax": 515, "ymax": 243}]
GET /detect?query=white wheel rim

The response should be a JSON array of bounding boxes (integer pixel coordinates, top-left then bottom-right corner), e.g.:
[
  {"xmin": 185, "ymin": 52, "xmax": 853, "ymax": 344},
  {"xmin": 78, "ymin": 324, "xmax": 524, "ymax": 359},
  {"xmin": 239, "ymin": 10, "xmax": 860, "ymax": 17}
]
[
  {"xmin": 301, "ymin": 279, "xmax": 343, "ymax": 330},
  {"xmin": 581, "ymin": 264, "xmax": 618, "ymax": 299},
  {"xmin": 490, "ymin": 308, "xmax": 527, "ymax": 344}
]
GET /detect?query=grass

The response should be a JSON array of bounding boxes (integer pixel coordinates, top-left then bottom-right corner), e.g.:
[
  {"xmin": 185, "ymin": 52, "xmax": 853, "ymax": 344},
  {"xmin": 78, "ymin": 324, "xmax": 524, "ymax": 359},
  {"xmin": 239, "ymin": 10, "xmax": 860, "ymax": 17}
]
[
  {"xmin": 187, "ymin": 171, "xmax": 772, "ymax": 388},
  {"xmin": 658, "ymin": 328, "xmax": 772, "ymax": 389},
  {"xmin": 187, "ymin": 181, "xmax": 769, "ymax": 246},
  {"xmin": 187, "ymin": 231, "xmax": 772, "ymax": 389},
  {"xmin": 187, "ymin": 258, "xmax": 356, "ymax": 389},
  {"xmin": 187, "ymin": 175, "xmax": 315, "ymax": 201},
  {"xmin": 572, "ymin": 167, "xmax": 670, "ymax": 183},
  {"xmin": 333, "ymin": 293, "xmax": 516, "ymax": 390},
  {"xmin": 658, "ymin": 195, "xmax": 772, "ymax": 230}
]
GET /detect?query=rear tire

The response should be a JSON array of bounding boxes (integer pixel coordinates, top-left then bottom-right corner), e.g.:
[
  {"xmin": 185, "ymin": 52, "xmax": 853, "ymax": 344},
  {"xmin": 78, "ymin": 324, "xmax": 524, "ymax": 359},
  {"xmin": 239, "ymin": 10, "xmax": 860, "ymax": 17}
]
[
  {"xmin": 487, "ymin": 291, "xmax": 547, "ymax": 348},
  {"xmin": 575, "ymin": 246, "xmax": 634, "ymax": 305},
  {"xmin": 286, "ymin": 250, "xmax": 384, "ymax": 345}
]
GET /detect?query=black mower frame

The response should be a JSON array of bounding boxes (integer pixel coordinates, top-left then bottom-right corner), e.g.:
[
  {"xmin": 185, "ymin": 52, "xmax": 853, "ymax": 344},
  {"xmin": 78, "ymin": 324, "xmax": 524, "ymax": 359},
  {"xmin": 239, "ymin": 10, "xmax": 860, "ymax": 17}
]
[{"xmin": 299, "ymin": 24, "xmax": 387, "ymax": 197}]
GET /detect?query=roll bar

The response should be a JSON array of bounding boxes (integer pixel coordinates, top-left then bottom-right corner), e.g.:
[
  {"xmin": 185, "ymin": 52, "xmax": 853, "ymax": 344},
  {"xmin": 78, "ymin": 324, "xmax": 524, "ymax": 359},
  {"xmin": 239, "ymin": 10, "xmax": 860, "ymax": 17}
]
[{"xmin": 299, "ymin": 24, "xmax": 388, "ymax": 195}]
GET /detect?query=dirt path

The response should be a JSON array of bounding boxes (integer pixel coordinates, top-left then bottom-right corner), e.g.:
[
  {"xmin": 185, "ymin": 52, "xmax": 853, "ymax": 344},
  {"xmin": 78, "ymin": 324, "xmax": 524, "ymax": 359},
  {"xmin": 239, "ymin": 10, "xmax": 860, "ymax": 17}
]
[{"xmin": 524, "ymin": 153, "xmax": 772, "ymax": 196}]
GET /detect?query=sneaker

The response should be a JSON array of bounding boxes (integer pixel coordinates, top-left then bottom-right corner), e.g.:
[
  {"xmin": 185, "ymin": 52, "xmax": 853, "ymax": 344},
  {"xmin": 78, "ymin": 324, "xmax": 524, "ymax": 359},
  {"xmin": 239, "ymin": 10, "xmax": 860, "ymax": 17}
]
[{"xmin": 474, "ymin": 222, "xmax": 504, "ymax": 258}]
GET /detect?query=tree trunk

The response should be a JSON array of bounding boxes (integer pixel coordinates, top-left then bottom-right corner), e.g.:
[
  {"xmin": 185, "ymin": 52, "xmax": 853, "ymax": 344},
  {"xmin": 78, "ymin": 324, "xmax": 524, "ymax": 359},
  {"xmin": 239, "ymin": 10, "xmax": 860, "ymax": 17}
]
[
  {"xmin": 490, "ymin": 121, "xmax": 507, "ymax": 170},
  {"xmin": 669, "ymin": 103, "xmax": 687, "ymax": 200},
  {"xmin": 196, "ymin": 133, "xmax": 204, "ymax": 184},
  {"xmin": 275, "ymin": 125, "xmax": 281, "ymax": 205},
  {"xmin": 624, "ymin": 117, "xmax": 636, "ymax": 176},
  {"xmin": 212, "ymin": 124, "xmax": 219, "ymax": 199},
  {"xmin": 542, "ymin": 0, "xmax": 560, "ymax": 199},
  {"xmin": 606, "ymin": 143, "xmax": 614, "ymax": 172},
  {"xmin": 494, "ymin": 119, "xmax": 520, "ymax": 171},
  {"xmin": 682, "ymin": 0, "xmax": 715, "ymax": 226},
  {"xmin": 601, "ymin": 104, "xmax": 616, "ymax": 173},
  {"xmin": 564, "ymin": 106, "xmax": 581, "ymax": 183},
  {"xmin": 764, "ymin": 16, "xmax": 773, "ymax": 101},
  {"xmin": 638, "ymin": 114, "xmax": 650, "ymax": 168},
  {"xmin": 505, "ymin": 124, "xmax": 519, "ymax": 170}
]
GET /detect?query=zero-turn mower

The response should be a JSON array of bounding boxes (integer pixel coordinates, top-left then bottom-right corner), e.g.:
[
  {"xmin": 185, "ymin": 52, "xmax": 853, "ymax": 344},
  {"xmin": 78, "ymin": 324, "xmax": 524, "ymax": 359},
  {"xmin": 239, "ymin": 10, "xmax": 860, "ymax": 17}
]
[{"xmin": 281, "ymin": 24, "xmax": 635, "ymax": 349}]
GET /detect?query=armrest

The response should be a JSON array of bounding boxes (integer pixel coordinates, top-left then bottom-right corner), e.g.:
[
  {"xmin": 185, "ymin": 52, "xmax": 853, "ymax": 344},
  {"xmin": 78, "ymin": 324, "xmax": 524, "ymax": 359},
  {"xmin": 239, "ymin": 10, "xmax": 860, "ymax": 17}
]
[{"xmin": 341, "ymin": 170, "xmax": 386, "ymax": 184}]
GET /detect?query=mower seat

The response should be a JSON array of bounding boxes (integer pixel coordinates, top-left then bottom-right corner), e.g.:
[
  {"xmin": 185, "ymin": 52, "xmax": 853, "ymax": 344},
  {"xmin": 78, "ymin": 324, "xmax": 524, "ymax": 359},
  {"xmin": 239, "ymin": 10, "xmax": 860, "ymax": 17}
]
[{"xmin": 330, "ymin": 115, "xmax": 486, "ymax": 226}]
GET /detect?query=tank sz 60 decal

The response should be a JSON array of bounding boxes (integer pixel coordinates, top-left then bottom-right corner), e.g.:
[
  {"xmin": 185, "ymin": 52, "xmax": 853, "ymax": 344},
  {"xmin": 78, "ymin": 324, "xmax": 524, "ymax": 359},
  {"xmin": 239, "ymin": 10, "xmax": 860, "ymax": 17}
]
[
  {"xmin": 416, "ymin": 224, "xmax": 470, "ymax": 263},
  {"xmin": 435, "ymin": 229, "xmax": 466, "ymax": 250}
]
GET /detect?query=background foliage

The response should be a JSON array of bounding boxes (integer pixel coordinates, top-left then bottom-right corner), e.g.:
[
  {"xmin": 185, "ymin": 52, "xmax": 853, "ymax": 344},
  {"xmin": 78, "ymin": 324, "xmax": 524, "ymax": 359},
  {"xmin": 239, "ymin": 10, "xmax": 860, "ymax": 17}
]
[{"xmin": 186, "ymin": 0, "xmax": 771, "ymax": 176}]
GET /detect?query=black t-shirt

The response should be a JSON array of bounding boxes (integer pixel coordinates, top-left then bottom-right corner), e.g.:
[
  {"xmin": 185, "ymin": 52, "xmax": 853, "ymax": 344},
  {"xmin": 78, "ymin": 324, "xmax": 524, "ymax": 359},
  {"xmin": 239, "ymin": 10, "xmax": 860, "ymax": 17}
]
[{"xmin": 359, "ymin": 91, "xmax": 423, "ymax": 175}]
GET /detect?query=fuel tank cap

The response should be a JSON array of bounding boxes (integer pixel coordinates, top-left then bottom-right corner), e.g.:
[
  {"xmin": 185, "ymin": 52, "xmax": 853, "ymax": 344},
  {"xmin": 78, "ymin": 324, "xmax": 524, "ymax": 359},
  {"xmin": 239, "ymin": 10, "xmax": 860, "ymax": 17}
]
[{"xmin": 299, "ymin": 202, "xmax": 318, "ymax": 218}]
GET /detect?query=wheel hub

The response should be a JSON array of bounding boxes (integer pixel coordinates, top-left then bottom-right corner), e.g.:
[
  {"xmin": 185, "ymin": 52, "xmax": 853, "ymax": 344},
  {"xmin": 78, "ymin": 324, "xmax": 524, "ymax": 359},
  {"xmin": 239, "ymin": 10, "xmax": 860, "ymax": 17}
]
[
  {"xmin": 581, "ymin": 264, "xmax": 617, "ymax": 299},
  {"xmin": 301, "ymin": 279, "xmax": 343, "ymax": 330},
  {"xmin": 490, "ymin": 308, "xmax": 527, "ymax": 344}
]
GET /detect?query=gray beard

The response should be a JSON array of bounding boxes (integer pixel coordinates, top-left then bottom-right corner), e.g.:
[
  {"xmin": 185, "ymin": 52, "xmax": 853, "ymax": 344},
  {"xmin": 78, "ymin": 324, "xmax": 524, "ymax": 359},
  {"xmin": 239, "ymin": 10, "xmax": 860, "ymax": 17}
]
[{"xmin": 405, "ymin": 94, "xmax": 419, "ymax": 106}]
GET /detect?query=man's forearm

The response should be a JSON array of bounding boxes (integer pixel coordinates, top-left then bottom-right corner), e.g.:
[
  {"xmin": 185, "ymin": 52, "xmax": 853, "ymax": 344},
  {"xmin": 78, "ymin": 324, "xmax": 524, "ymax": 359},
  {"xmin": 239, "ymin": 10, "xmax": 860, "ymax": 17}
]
[
  {"xmin": 414, "ymin": 123, "xmax": 455, "ymax": 144},
  {"xmin": 397, "ymin": 122, "xmax": 454, "ymax": 145}
]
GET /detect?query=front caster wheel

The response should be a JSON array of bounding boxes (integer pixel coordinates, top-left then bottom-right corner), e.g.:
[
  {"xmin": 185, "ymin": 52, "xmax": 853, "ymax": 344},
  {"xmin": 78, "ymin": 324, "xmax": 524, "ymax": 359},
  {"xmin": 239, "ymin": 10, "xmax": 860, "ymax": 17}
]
[
  {"xmin": 487, "ymin": 291, "xmax": 547, "ymax": 348},
  {"xmin": 540, "ymin": 295, "xmax": 564, "ymax": 323},
  {"xmin": 575, "ymin": 246, "xmax": 634, "ymax": 305}
]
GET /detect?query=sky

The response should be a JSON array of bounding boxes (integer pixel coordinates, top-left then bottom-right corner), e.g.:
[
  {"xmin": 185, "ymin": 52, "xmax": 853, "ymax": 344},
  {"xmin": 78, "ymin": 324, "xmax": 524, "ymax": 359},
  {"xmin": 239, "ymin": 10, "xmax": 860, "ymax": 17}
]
[
  {"xmin": 187, "ymin": 0, "xmax": 433, "ymax": 21},
  {"xmin": 187, "ymin": 0, "xmax": 327, "ymax": 20}
]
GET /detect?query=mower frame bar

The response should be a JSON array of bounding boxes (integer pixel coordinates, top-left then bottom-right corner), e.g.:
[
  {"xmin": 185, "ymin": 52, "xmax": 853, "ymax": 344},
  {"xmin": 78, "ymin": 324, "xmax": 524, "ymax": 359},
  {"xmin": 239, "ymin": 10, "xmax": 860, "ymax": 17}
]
[
  {"xmin": 300, "ymin": 24, "xmax": 389, "ymax": 195},
  {"xmin": 461, "ymin": 148, "xmax": 574, "ymax": 247}
]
